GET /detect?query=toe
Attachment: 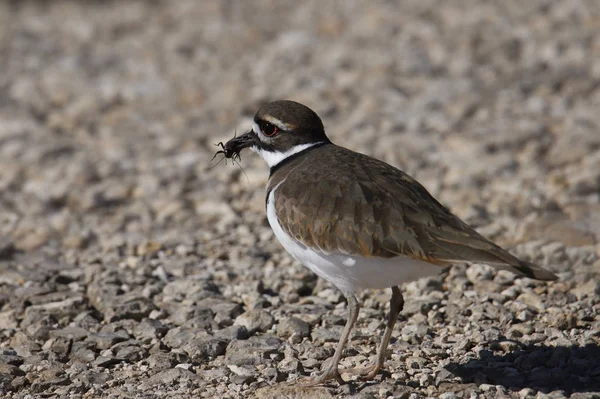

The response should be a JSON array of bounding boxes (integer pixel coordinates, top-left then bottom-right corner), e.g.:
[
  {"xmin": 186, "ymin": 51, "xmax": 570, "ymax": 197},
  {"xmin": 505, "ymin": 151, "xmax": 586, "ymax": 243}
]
[
  {"xmin": 298, "ymin": 368, "xmax": 345, "ymax": 386},
  {"xmin": 340, "ymin": 363, "xmax": 381, "ymax": 380}
]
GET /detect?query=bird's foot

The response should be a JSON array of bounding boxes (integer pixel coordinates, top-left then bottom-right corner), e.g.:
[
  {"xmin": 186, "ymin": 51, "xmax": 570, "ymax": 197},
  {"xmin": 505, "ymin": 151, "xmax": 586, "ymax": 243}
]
[
  {"xmin": 298, "ymin": 366, "xmax": 345, "ymax": 386},
  {"xmin": 340, "ymin": 362, "xmax": 382, "ymax": 381}
]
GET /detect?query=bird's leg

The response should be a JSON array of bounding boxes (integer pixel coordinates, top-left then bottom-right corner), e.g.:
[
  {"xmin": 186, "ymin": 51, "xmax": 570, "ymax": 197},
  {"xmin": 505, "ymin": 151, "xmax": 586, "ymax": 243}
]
[
  {"xmin": 300, "ymin": 294, "xmax": 360, "ymax": 386},
  {"xmin": 343, "ymin": 286, "xmax": 404, "ymax": 380}
]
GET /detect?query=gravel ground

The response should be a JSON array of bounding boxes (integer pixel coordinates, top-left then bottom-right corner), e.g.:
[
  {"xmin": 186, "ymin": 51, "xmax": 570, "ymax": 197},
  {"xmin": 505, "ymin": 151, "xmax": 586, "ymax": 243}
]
[{"xmin": 1, "ymin": 1, "xmax": 600, "ymax": 398}]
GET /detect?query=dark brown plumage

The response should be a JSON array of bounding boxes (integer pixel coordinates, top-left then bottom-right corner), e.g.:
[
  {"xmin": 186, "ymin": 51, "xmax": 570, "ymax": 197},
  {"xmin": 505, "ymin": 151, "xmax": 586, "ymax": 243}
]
[{"xmin": 268, "ymin": 143, "xmax": 557, "ymax": 281}]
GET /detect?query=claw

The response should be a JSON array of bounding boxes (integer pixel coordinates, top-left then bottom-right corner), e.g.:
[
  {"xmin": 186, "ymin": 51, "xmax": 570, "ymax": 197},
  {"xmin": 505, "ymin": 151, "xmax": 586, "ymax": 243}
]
[
  {"xmin": 340, "ymin": 362, "xmax": 381, "ymax": 381},
  {"xmin": 298, "ymin": 366, "xmax": 345, "ymax": 386}
]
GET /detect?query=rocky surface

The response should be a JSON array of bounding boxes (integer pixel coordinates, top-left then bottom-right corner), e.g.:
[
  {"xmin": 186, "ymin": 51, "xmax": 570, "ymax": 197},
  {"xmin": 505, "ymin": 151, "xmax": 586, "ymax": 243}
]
[{"xmin": 1, "ymin": 1, "xmax": 599, "ymax": 398}]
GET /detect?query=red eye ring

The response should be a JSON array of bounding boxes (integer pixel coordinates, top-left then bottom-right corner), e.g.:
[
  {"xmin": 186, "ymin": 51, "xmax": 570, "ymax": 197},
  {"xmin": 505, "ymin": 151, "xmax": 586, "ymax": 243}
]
[{"xmin": 260, "ymin": 121, "xmax": 278, "ymax": 137}]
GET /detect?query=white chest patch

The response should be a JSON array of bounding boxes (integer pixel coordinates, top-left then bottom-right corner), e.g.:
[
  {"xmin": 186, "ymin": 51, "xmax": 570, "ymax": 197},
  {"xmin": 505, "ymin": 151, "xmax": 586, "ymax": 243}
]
[
  {"xmin": 252, "ymin": 142, "xmax": 326, "ymax": 168},
  {"xmin": 266, "ymin": 186, "xmax": 442, "ymax": 295}
]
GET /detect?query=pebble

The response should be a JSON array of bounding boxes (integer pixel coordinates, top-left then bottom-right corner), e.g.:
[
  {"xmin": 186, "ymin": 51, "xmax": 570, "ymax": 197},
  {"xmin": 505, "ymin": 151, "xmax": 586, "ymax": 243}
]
[
  {"xmin": 234, "ymin": 309, "xmax": 275, "ymax": 335},
  {"xmin": 225, "ymin": 335, "xmax": 283, "ymax": 366},
  {"xmin": 276, "ymin": 317, "xmax": 311, "ymax": 342}
]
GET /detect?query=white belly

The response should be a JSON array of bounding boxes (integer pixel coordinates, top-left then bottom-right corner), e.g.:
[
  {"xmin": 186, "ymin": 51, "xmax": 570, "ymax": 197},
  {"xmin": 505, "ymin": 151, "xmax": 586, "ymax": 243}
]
[{"xmin": 266, "ymin": 187, "xmax": 442, "ymax": 295}]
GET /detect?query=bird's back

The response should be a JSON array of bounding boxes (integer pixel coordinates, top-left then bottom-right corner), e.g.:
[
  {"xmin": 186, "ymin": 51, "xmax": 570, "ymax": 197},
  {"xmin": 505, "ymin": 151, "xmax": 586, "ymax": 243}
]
[{"xmin": 268, "ymin": 144, "xmax": 557, "ymax": 281}]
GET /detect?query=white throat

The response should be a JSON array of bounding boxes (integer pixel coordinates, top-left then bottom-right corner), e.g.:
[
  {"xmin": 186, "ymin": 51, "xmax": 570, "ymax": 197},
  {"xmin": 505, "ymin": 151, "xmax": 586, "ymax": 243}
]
[{"xmin": 252, "ymin": 142, "xmax": 326, "ymax": 168}]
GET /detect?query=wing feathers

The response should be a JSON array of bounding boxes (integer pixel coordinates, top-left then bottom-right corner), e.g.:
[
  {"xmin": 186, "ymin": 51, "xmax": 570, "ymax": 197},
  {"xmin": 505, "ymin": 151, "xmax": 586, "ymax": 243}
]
[{"xmin": 269, "ymin": 144, "xmax": 557, "ymax": 281}]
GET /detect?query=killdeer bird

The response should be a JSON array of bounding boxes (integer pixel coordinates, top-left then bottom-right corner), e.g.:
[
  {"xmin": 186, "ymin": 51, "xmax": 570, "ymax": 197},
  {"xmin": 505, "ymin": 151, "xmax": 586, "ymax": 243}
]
[{"xmin": 219, "ymin": 100, "xmax": 557, "ymax": 385}]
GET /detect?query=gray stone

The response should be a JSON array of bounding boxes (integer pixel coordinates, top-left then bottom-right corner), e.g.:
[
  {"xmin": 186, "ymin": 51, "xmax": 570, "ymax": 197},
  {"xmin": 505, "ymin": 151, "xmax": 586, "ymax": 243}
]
[
  {"xmin": 254, "ymin": 385, "xmax": 335, "ymax": 399},
  {"xmin": 234, "ymin": 309, "xmax": 275, "ymax": 334},
  {"xmin": 277, "ymin": 317, "xmax": 311, "ymax": 342},
  {"xmin": 311, "ymin": 326, "xmax": 343, "ymax": 344},
  {"xmin": 42, "ymin": 336, "xmax": 72, "ymax": 359},
  {"xmin": 572, "ymin": 280, "xmax": 600, "ymax": 298},
  {"xmin": 228, "ymin": 364, "xmax": 256, "ymax": 385},
  {"xmin": 49, "ymin": 326, "xmax": 89, "ymax": 342},
  {"xmin": 146, "ymin": 352, "xmax": 186, "ymax": 370},
  {"xmin": 278, "ymin": 357, "xmax": 304, "ymax": 375},
  {"xmin": 171, "ymin": 306, "xmax": 214, "ymax": 328},
  {"xmin": 215, "ymin": 324, "xmax": 249, "ymax": 341},
  {"xmin": 146, "ymin": 367, "xmax": 200, "ymax": 386},
  {"xmin": 133, "ymin": 318, "xmax": 168, "ymax": 342},
  {"xmin": 0, "ymin": 363, "xmax": 25, "ymax": 376},
  {"xmin": 105, "ymin": 297, "xmax": 156, "ymax": 322},
  {"xmin": 91, "ymin": 356, "xmax": 123, "ymax": 368},
  {"xmin": 163, "ymin": 327, "xmax": 205, "ymax": 349},
  {"xmin": 225, "ymin": 335, "xmax": 283, "ymax": 366},
  {"xmin": 85, "ymin": 331, "xmax": 130, "ymax": 350},
  {"xmin": 181, "ymin": 335, "xmax": 229, "ymax": 362},
  {"xmin": 114, "ymin": 343, "xmax": 146, "ymax": 362},
  {"xmin": 401, "ymin": 323, "xmax": 432, "ymax": 344}
]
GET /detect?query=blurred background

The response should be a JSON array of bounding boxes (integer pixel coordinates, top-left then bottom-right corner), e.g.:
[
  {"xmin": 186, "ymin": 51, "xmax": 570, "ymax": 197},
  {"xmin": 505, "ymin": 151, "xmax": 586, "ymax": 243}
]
[{"xmin": 0, "ymin": 1, "xmax": 599, "ymax": 397}]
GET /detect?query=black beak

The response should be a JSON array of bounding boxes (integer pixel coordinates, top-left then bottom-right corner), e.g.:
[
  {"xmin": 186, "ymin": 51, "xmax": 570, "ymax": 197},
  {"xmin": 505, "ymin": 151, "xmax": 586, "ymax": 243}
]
[{"xmin": 217, "ymin": 130, "xmax": 257, "ymax": 160}]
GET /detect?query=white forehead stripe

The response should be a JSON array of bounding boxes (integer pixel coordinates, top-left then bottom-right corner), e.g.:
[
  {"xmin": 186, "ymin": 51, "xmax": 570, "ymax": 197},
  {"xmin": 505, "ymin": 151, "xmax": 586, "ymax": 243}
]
[
  {"xmin": 254, "ymin": 118, "xmax": 294, "ymax": 135},
  {"xmin": 252, "ymin": 121, "xmax": 262, "ymax": 136},
  {"xmin": 253, "ymin": 141, "xmax": 326, "ymax": 168}
]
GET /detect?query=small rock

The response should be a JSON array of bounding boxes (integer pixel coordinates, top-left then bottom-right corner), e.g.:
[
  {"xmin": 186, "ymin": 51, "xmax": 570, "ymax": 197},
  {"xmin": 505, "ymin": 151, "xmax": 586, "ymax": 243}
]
[
  {"xmin": 277, "ymin": 317, "xmax": 311, "ymax": 342},
  {"xmin": 406, "ymin": 357, "xmax": 427, "ymax": 370},
  {"xmin": 70, "ymin": 341, "xmax": 97, "ymax": 362},
  {"xmin": 311, "ymin": 326, "xmax": 343, "ymax": 344},
  {"xmin": 146, "ymin": 367, "xmax": 199, "ymax": 385},
  {"xmin": 572, "ymin": 280, "xmax": 600, "ymax": 298},
  {"xmin": 49, "ymin": 326, "xmax": 89, "ymax": 342},
  {"xmin": 401, "ymin": 323, "xmax": 432, "ymax": 344},
  {"xmin": 42, "ymin": 336, "xmax": 72, "ymax": 359},
  {"xmin": 545, "ymin": 313, "xmax": 577, "ymax": 330},
  {"xmin": 147, "ymin": 352, "xmax": 186, "ymax": 370},
  {"xmin": 171, "ymin": 306, "xmax": 214, "ymax": 328},
  {"xmin": 234, "ymin": 309, "xmax": 275, "ymax": 334},
  {"xmin": 518, "ymin": 387, "xmax": 536, "ymax": 398},
  {"xmin": 215, "ymin": 324, "xmax": 249, "ymax": 341},
  {"xmin": 181, "ymin": 335, "xmax": 229, "ymax": 362},
  {"xmin": 104, "ymin": 297, "xmax": 156, "ymax": 322},
  {"xmin": 114, "ymin": 344, "xmax": 146, "ymax": 362},
  {"xmin": 0, "ymin": 310, "xmax": 18, "ymax": 329},
  {"xmin": 85, "ymin": 331, "xmax": 130, "ymax": 350},
  {"xmin": 254, "ymin": 385, "xmax": 335, "ymax": 399},
  {"xmin": 163, "ymin": 327, "xmax": 203, "ymax": 349},
  {"xmin": 516, "ymin": 309, "xmax": 535, "ymax": 322},
  {"xmin": 196, "ymin": 297, "xmax": 243, "ymax": 327},
  {"xmin": 92, "ymin": 356, "xmax": 123, "ymax": 368},
  {"xmin": 278, "ymin": 357, "xmax": 305, "ymax": 375},
  {"xmin": 0, "ymin": 349, "xmax": 24, "ymax": 366},
  {"xmin": 225, "ymin": 335, "xmax": 282, "ymax": 366},
  {"xmin": 133, "ymin": 318, "xmax": 168, "ymax": 342},
  {"xmin": 10, "ymin": 375, "xmax": 28, "ymax": 390},
  {"xmin": 509, "ymin": 323, "xmax": 534, "ymax": 338},
  {"xmin": 0, "ymin": 363, "xmax": 25, "ymax": 376},
  {"xmin": 517, "ymin": 292, "xmax": 546, "ymax": 312},
  {"xmin": 10, "ymin": 332, "xmax": 41, "ymax": 357},
  {"xmin": 227, "ymin": 364, "xmax": 256, "ymax": 385},
  {"xmin": 490, "ymin": 340, "xmax": 521, "ymax": 352}
]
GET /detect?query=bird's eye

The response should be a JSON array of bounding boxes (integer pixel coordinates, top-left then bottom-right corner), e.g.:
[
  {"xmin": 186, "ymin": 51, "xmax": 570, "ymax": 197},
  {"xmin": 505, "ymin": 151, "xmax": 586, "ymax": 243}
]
[{"xmin": 260, "ymin": 121, "xmax": 278, "ymax": 137}]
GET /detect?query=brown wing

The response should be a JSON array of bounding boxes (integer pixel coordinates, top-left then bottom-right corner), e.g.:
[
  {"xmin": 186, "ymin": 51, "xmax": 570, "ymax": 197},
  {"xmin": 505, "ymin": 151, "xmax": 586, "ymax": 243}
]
[{"xmin": 271, "ymin": 145, "xmax": 557, "ymax": 281}]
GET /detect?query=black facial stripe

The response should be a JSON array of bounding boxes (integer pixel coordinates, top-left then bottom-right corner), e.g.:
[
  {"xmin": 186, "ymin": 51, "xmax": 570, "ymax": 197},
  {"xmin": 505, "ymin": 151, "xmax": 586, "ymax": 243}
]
[{"xmin": 253, "ymin": 140, "xmax": 278, "ymax": 153}]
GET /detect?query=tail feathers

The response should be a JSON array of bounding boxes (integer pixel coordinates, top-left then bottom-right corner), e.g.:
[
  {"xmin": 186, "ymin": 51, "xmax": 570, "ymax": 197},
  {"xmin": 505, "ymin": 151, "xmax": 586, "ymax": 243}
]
[
  {"xmin": 473, "ymin": 250, "xmax": 558, "ymax": 281},
  {"xmin": 430, "ymin": 235, "xmax": 559, "ymax": 281},
  {"xmin": 509, "ymin": 259, "xmax": 558, "ymax": 281},
  {"xmin": 424, "ymin": 228, "xmax": 559, "ymax": 281}
]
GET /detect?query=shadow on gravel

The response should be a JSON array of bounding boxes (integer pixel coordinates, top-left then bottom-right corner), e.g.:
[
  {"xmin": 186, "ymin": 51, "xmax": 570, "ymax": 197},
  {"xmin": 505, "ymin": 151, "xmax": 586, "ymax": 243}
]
[{"xmin": 446, "ymin": 343, "xmax": 600, "ymax": 394}]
